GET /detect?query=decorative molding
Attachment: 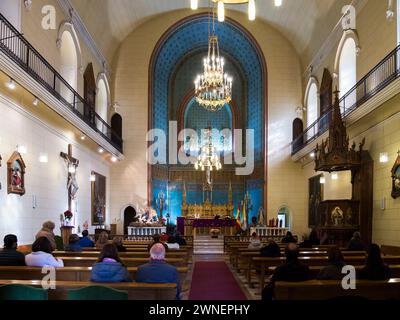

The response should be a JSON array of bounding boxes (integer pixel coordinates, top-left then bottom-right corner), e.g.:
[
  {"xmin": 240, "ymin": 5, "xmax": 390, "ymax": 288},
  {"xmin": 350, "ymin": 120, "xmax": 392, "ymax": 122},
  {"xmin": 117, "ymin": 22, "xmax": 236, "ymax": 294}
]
[
  {"xmin": 303, "ymin": 0, "xmax": 368, "ymax": 78},
  {"xmin": 0, "ymin": 52, "xmax": 123, "ymax": 160},
  {"xmin": 56, "ymin": 0, "xmax": 110, "ymax": 77}
]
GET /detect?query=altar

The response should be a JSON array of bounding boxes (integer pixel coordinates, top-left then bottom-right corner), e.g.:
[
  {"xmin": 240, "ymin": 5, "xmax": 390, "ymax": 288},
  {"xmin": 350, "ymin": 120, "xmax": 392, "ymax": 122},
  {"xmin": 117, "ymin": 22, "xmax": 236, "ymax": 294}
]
[{"xmin": 177, "ymin": 217, "xmax": 236, "ymax": 236}]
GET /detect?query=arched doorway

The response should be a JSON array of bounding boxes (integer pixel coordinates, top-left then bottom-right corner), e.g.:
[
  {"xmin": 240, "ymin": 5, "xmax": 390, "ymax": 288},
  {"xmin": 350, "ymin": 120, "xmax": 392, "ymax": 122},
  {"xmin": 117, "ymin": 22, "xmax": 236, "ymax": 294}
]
[{"xmin": 123, "ymin": 206, "xmax": 136, "ymax": 235}]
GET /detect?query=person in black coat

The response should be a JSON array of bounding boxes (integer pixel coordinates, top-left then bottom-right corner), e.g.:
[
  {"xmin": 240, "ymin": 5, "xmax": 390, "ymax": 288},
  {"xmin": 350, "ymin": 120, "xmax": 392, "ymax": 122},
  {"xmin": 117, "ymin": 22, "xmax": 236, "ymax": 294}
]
[
  {"xmin": 357, "ymin": 244, "xmax": 391, "ymax": 280},
  {"xmin": 260, "ymin": 240, "xmax": 281, "ymax": 257},
  {"xmin": 347, "ymin": 231, "xmax": 365, "ymax": 251},
  {"xmin": 281, "ymin": 231, "xmax": 297, "ymax": 243},
  {"xmin": 0, "ymin": 234, "xmax": 25, "ymax": 266},
  {"xmin": 262, "ymin": 243, "xmax": 309, "ymax": 300}
]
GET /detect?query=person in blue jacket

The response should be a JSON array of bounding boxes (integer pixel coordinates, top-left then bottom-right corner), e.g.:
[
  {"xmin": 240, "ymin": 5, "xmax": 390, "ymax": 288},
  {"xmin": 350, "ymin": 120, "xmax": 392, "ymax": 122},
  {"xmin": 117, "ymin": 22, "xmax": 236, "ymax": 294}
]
[
  {"xmin": 91, "ymin": 243, "xmax": 132, "ymax": 282},
  {"xmin": 136, "ymin": 243, "xmax": 181, "ymax": 299},
  {"xmin": 79, "ymin": 230, "xmax": 95, "ymax": 248}
]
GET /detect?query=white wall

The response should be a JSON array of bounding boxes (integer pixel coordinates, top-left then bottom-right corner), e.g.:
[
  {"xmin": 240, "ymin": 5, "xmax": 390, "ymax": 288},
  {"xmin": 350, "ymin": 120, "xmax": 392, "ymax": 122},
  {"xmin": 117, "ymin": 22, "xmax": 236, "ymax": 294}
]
[{"xmin": 0, "ymin": 96, "xmax": 110, "ymax": 244}]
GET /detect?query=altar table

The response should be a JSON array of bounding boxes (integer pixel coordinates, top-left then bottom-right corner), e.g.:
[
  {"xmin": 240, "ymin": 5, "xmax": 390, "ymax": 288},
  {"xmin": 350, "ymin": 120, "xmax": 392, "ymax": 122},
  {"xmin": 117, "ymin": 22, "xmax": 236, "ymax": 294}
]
[{"xmin": 177, "ymin": 217, "xmax": 236, "ymax": 236}]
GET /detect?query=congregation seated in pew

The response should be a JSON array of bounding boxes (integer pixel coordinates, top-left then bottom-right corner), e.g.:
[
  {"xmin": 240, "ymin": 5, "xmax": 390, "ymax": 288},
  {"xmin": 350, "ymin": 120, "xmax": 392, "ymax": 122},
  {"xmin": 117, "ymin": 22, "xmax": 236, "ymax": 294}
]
[
  {"xmin": 281, "ymin": 231, "xmax": 297, "ymax": 244},
  {"xmin": 79, "ymin": 230, "xmax": 94, "ymax": 248},
  {"xmin": 358, "ymin": 244, "xmax": 391, "ymax": 280},
  {"xmin": 112, "ymin": 236, "xmax": 127, "ymax": 252},
  {"xmin": 148, "ymin": 234, "xmax": 168, "ymax": 251},
  {"xmin": 0, "ymin": 235, "xmax": 25, "ymax": 266},
  {"xmin": 25, "ymin": 237, "xmax": 64, "ymax": 267},
  {"xmin": 262, "ymin": 243, "xmax": 309, "ymax": 300},
  {"xmin": 91, "ymin": 243, "xmax": 132, "ymax": 282},
  {"xmin": 166, "ymin": 236, "xmax": 180, "ymax": 250},
  {"xmin": 248, "ymin": 233, "xmax": 262, "ymax": 249},
  {"xmin": 346, "ymin": 231, "xmax": 366, "ymax": 251},
  {"xmin": 260, "ymin": 240, "xmax": 281, "ymax": 257},
  {"xmin": 64, "ymin": 234, "xmax": 82, "ymax": 252},
  {"xmin": 136, "ymin": 243, "xmax": 181, "ymax": 300},
  {"xmin": 35, "ymin": 221, "xmax": 57, "ymax": 251},
  {"xmin": 317, "ymin": 246, "xmax": 346, "ymax": 280},
  {"xmin": 299, "ymin": 229, "xmax": 320, "ymax": 248},
  {"xmin": 96, "ymin": 231, "xmax": 109, "ymax": 250}
]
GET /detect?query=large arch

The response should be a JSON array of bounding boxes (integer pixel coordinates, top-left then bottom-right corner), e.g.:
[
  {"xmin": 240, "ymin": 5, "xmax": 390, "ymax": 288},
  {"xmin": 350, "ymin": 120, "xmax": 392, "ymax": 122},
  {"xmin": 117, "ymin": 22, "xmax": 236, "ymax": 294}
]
[{"xmin": 148, "ymin": 13, "xmax": 268, "ymax": 220}]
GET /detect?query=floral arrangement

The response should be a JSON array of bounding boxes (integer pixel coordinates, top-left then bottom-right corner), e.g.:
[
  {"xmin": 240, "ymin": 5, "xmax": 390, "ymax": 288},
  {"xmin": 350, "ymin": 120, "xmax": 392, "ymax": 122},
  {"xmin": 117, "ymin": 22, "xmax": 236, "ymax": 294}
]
[{"xmin": 64, "ymin": 210, "xmax": 73, "ymax": 221}]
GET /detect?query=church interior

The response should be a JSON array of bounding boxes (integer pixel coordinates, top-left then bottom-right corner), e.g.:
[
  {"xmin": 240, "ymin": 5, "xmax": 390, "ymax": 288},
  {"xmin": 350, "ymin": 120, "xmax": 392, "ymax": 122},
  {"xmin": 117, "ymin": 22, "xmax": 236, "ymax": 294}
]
[{"xmin": 1, "ymin": 0, "xmax": 400, "ymax": 302}]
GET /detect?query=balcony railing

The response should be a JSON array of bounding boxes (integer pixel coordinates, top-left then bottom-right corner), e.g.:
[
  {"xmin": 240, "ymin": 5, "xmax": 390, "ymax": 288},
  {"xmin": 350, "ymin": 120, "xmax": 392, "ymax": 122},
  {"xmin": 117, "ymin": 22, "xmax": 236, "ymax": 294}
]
[
  {"xmin": 292, "ymin": 45, "xmax": 400, "ymax": 155},
  {"xmin": 0, "ymin": 13, "xmax": 123, "ymax": 153}
]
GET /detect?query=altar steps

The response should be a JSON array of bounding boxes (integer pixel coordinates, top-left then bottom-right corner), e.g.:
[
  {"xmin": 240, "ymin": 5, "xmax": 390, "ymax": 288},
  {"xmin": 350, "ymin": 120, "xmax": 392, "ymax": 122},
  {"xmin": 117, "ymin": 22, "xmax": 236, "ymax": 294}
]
[{"xmin": 193, "ymin": 236, "xmax": 224, "ymax": 254}]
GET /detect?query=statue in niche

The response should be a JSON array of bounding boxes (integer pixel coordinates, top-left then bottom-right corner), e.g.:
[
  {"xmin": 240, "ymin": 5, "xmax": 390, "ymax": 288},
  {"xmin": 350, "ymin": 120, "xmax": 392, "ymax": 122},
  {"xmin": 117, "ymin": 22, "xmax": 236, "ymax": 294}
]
[
  {"xmin": 345, "ymin": 208, "xmax": 353, "ymax": 225},
  {"xmin": 257, "ymin": 207, "xmax": 266, "ymax": 226},
  {"xmin": 7, "ymin": 151, "xmax": 26, "ymax": 195},
  {"xmin": 331, "ymin": 207, "xmax": 344, "ymax": 226}
]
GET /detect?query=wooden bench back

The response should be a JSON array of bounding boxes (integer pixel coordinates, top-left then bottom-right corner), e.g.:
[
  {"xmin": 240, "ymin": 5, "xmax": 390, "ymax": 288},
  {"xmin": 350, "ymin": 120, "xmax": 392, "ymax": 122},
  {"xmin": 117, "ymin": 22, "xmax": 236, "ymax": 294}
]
[
  {"xmin": 59, "ymin": 257, "xmax": 185, "ymax": 267},
  {"xmin": 0, "ymin": 279, "xmax": 177, "ymax": 300},
  {"xmin": 274, "ymin": 278, "xmax": 400, "ymax": 300}
]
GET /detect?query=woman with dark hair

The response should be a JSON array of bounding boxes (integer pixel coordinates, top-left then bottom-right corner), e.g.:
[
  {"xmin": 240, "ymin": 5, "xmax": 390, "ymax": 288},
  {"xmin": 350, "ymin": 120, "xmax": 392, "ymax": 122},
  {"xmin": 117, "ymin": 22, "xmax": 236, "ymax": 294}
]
[
  {"xmin": 358, "ymin": 244, "xmax": 391, "ymax": 280},
  {"xmin": 112, "ymin": 236, "xmax": 127, "ymax": 252},
  {"xmin": 91, "ymin": 243, "xmax": 132, "ymax": 282},
  {"xmin": 317, "ymin": 246, "xmax": 346, "ymax": 280},
  {"xmin": 281, "ymin": 231, "xmax": 297, "ymax": 243},
  {"xmin": 25, "ymin": 237, "xmax": 64, "ymax": 267},
  {"xmin": 65, "ymin": 234, "xmax": 82, "ymax": 252}
]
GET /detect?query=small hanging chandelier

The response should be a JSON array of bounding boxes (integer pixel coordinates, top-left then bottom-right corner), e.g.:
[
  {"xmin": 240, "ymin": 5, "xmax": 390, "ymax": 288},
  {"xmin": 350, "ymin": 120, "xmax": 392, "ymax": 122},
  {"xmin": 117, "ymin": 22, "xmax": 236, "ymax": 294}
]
[
  {"xmin": 194, "ymin": 5, "xmax": 232, "ymax": 112},
  {"xmin": 194, "ymin": 128, "xmax": 222, "ymax": 183}
]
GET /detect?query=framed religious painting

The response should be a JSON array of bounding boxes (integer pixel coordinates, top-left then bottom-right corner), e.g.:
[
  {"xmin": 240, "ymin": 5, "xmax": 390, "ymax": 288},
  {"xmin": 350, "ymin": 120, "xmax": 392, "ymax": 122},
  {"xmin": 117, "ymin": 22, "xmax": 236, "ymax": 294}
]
[
  {"xmin": 7, "ymin": 151, "xmax": 26, "ymax": 195},
  {"xmin": 391, "ymin": 151, "xmax": 400, "ymax": 199},
  {"xmin": 91, "ymin": 171, "xmax": 106, "ymax": 225}
]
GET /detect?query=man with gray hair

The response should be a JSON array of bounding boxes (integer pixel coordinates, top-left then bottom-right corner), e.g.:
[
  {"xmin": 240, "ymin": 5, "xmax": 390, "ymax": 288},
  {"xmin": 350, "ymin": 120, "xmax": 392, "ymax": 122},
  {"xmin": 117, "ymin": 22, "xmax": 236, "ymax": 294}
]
[{"xmin": 136, "ymin": 243, "xmax": 181, "ymax": 299}]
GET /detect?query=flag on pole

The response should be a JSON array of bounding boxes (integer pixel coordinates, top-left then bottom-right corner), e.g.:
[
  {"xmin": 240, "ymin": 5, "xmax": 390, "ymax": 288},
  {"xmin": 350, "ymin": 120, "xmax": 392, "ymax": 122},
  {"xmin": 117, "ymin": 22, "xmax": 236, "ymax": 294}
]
[
  {"xmin": 242, "ymin": 200, "xmax": 248, "ymax": 231},
  {"xmin": 235, "ymin": 201, "xmax": 241, "ymax": 229}
]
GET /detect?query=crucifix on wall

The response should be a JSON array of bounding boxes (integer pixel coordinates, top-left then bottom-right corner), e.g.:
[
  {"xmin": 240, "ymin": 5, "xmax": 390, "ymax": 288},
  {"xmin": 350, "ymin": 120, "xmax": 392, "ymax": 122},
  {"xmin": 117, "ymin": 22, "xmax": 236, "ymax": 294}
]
[{"xmin": 60, "ymin": 144, "xmax": 79, "ymax": 211}]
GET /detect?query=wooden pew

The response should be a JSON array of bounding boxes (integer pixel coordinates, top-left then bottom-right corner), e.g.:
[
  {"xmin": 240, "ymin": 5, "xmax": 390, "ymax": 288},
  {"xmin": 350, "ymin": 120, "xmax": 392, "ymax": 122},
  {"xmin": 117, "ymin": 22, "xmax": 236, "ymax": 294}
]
[
  {"xmin": 0, "ymin": 279, "xmax": 177, "ymax": 300},
  {"xmin": 59, "ymin": 257, "xmax": 186, "ymax": 268},
  {"xmin": 0, "ymin": 266, "xmax": 189, "ymax": 283},
  {"xmin": 381, "ymin": 245, "xmax": 400, "ymax": 256},
  {"xmin": 274, "ymin": 278, "xmax": 400, "ymax": 300},
  {"xmin": 53, "ymin": 250, "xmax": 189, "ymax": 261},
  {"xmin": 268, "ymin": 265, "xmax": 400, "ymax": 279},
  {"xmin": 253, "ymin": 255, "xmax": 400, "ymax": 293}
]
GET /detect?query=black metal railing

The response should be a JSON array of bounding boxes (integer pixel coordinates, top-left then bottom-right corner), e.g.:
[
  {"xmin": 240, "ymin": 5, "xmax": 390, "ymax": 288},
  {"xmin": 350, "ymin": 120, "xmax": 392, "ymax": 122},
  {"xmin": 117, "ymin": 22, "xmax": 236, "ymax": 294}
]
[
  {"xmin": 0, "ymin": 13, "xmax": 123, "ymax": 152},
  {"xmin": 292, "ymin": 44, "xmax": 400, "ymax": 155}
]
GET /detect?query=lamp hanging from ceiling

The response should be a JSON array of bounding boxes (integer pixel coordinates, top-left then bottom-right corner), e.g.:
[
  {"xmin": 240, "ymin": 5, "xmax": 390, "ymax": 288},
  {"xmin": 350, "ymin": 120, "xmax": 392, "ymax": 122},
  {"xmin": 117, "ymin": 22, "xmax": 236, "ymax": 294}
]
[{"xmin": 194, "ymin": 4, "xmax": 232, "ymax": 112}]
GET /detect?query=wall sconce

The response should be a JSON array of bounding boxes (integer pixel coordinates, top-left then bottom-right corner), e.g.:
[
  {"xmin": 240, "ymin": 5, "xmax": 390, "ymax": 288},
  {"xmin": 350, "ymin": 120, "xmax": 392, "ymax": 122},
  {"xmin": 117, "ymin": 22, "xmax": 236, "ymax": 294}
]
[
  {"xmin": 379, "ymin": 152, "xmax": 389, "ymax": 163},
  {"xmin": 190, "ymin": 0, "xmax": 198, "ymax": 10},
  {"xmin": 275, "ymin": 0, "xmax": 283, "ymax": 7},
  {"xmin": 310, "ymin": 151, "xmax": 315, "ymax": 158},
  {"xmin": 90, "ymin": 173, "xmax": 96, "ymax": 182},
  {"xmin": 319, "ymin": 176, "xmax": 326, "ymax": 184},
  {"xmin": 331, "ymin": 172, "xmax": 338, "ymax": 180},
  {"xmin": 111, "ymin": 156, "xmax": 117, "ymax": 163},
  {"xmin": 39, "ymin": 153, "xmax": 48, "ymax": 163},
  {"xmin": 7, "ymin": 79, "xmax": 16, "ymax": 90}
]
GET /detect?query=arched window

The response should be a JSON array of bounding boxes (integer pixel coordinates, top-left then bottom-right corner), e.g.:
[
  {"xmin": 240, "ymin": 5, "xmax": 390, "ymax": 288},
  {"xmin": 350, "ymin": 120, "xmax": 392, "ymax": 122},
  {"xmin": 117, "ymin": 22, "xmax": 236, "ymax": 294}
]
[
  {"xmin": 335, "ymin": 34, "xmax": 358, "ymax": 114},
  {"xmin": 277, "ymin": 206, "xmax": 291, "ymax": 229},
  {"xmin": 59, "ymin": 31, "xmax": 78, "ymax": 104},
  {"xmin": 305, "ymin": 78, "xmax": 319, "ymax": 141},
  {"xmin": 111, "ymin": 113, "xmax": 123, "ymax": 146},
  {"xmin": 96, "ymin": 77, "xmax": 109, "ymax": 129},
  {"xmin": 0, "ymin": 0, "xmax": 21, "ymax": 31}
]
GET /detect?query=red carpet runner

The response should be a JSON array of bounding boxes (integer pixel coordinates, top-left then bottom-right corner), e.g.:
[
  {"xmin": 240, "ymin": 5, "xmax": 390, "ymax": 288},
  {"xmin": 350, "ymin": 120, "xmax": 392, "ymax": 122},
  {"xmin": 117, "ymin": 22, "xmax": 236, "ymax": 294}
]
[{"xmin": 189, "ymin": 261, "xmax": 247, "ymax": 300}]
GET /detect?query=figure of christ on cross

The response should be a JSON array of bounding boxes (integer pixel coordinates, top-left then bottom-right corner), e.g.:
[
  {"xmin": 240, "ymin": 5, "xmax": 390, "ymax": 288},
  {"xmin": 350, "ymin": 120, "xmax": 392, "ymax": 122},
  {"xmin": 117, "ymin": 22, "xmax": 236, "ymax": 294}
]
[{"xmin": 60, "ymin": 144, "xmax": 79, "ymax": 212}]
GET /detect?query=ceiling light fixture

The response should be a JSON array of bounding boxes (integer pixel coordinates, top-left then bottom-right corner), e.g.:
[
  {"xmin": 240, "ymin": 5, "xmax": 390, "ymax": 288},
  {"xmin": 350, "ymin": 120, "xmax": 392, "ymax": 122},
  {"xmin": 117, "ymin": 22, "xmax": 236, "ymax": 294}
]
[
  {"xmin": 80, "ymin": 135, "xmax": 86, "ymax": 141},
  {"xmin": 319, "ymin": 176, "xmax": 326, "ymax": 184},
  {"xmin": 191, "ymin": 0, "xmax": 198, "ymax": 10},
  {"xmin": 98, "ymin": 147, "xmax": 104, "ymax": 154},
  {"xmin": 275, "ymin": 0, "xmax": 282, "ymax": 7},
  {"xmin": 7, "ymin": 79, "xmax": 16, "ymax": 90},
  {"xmin": 248, "ymin": 0, "xmax": 256, "ymax": 20},
  {"xmin": 90, "ymin": 173, "xmax": 96, "ymax": 182},
  {"xmin": 331, "ymin": 172, "xmax": 338, "ymax": 180},
  {"xmin": 111, "ymin": 156, "xmax": 117, "ymax": 163},
  {"xmin": 217, "ymin": 0, "xmax": 225, "ymax": 22},
  {"xmin": 33, "ymin": 98, "xmax": 39, "ymax": 106}
]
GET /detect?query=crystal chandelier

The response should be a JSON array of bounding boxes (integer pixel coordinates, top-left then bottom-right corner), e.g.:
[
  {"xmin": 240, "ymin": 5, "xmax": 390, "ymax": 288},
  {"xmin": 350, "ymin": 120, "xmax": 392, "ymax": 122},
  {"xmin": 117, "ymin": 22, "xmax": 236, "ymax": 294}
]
[
  {"xmin": 194, "ymin": 128, "xmax": 222, "ymax": 184},
  {"xmin": 194, "ymin": 9, "xmax": 232, "ymax": 112}
]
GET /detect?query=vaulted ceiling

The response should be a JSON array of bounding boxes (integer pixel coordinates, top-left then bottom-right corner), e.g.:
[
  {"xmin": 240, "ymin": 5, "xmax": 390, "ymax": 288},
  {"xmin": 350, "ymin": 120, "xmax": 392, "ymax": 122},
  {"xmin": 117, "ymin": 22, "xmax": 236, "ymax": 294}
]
[{"xmin": 70, "ymin": 0, "xmax": 346, "ymax": 66}]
